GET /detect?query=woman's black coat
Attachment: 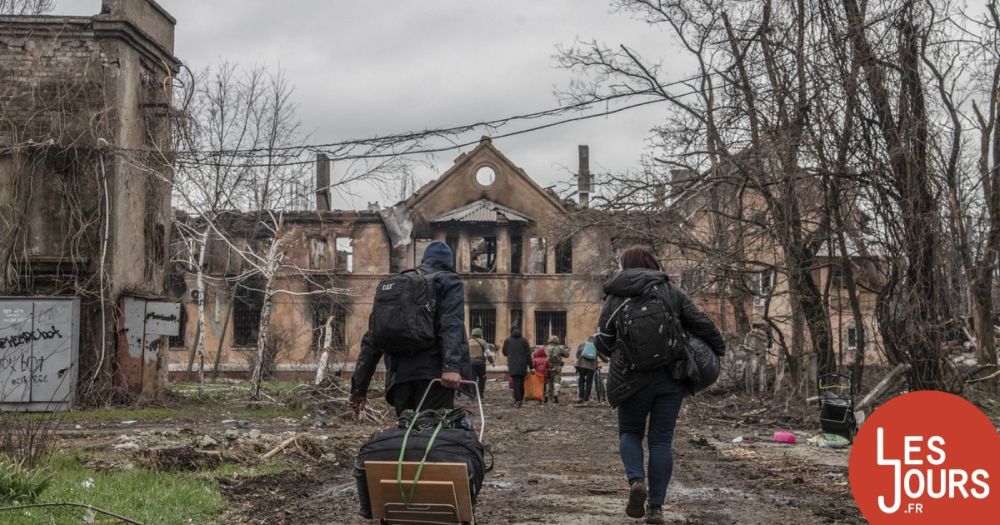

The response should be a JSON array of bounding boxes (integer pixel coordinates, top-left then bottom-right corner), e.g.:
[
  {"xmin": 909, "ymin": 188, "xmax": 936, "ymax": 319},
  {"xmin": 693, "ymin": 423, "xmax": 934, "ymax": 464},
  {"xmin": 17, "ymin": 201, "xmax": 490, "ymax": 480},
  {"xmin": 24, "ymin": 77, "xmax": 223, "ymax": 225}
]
[{"xmin": 595, "ymin": 268, "xmax": 726, "ymax": 407}]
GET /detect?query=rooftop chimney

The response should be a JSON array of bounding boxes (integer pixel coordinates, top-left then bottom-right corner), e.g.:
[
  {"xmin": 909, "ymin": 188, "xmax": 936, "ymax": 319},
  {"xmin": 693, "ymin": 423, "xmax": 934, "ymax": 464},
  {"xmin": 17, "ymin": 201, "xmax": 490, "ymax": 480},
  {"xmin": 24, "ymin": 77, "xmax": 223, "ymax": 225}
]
[
  {"xmin": 316, "ymin": 154, "xmax": 331, "ymax": 211},
  {"xmin": 578, "ymin": 145, "xmax": 592, "ymax": 207}
]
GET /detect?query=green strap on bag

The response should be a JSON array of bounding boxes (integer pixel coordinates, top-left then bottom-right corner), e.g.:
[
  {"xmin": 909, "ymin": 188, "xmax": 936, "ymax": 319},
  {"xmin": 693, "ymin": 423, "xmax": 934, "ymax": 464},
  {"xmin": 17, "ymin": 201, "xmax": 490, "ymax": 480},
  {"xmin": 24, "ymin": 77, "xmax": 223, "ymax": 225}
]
[{"xmin": 396, "ymin": 412, "xmax": 446, "ymax": 508}]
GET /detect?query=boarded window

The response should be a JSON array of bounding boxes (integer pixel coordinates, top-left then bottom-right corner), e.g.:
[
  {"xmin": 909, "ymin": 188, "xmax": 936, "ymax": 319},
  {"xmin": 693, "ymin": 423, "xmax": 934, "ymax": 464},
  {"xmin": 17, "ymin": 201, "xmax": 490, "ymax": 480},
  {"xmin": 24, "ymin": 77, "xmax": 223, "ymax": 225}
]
[
  {"xmin": 534, "ymin": 310, "xmax": 566, "ymax": 346},
  {"xmin": 469, "ymin": 308, "xmax": 497, "ymax": 345},
  {"xmin": 470, "ymin": 236, "xmax": 497, "ymax": 273},
  {"xmin": 309, "ymin": 237, "xmax": 329, "ymax": 269},
  {"xmin": 529, "ymin": 237, "xmax": 547, "ymax": 274},
  {"xmin": 336, "ymin": 237, "xmax": 354, "ymax": 272},
  {"xmin": 555, "ymin": 238, "xmax": 572, "ymax": 274},
  {"xmin": 510, "ymin": 236, "xmax": 522, "ymax": 274},
  {"xmin": 233, "ymin": 284, "xmax": 264, "ymax": 347},
  {"xmin": 169, "ymin": 307, "xmax": 187, "ymax": 349}
]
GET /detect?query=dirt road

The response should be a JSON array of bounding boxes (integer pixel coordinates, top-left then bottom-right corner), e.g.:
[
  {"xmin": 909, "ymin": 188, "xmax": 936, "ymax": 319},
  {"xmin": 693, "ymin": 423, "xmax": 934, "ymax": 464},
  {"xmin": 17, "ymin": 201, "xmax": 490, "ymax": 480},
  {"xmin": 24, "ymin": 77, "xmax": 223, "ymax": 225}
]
[{"xmin": 225, "ymin": 384, "xmax": 863, "ymax": 524}]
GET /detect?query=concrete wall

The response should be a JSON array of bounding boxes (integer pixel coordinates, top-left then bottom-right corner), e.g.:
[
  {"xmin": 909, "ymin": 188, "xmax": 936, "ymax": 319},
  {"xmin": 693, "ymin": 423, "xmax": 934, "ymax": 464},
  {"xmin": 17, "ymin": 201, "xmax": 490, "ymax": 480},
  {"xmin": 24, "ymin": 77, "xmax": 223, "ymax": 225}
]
[{"xmin": 0, "ymin": 0, "xmax": 178, "ymax": 395}]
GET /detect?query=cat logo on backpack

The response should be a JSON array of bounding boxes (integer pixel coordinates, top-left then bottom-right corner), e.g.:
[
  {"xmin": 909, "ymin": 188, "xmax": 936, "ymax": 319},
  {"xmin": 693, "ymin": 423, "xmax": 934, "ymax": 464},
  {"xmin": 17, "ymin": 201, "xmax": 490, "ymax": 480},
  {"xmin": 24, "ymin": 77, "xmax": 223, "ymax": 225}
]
[{"xmin": 381, "ymin": 283, "xmax": 394, "ymax": 291}]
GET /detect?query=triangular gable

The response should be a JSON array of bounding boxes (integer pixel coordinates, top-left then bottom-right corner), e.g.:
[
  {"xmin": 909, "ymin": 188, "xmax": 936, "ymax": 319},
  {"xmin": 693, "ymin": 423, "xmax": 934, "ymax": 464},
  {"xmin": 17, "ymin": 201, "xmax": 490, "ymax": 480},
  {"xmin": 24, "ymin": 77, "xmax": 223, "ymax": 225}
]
[
  {"xmin": 402, "ymin": 137, "xmax": 566, "ymax": 224},
  {"xmin": 431, "ymin": 198, "xmax": 534, "ymax": 223}
]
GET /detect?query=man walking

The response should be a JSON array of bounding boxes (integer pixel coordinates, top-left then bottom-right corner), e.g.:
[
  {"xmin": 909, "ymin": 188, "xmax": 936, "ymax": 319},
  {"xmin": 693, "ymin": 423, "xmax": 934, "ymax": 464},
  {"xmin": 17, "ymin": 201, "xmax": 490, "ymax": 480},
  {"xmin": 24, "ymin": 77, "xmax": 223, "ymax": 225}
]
[
  {"xmin": 544, "ymin": 335, "xmax": 569, "ymax": 404},
  {"xmin": 575, "ymin": 336, "xmax": 605, "ymax": 403},
  {"xmin": 468, "ymin": 327, "xmax": 494, "ymax": 398},
  {"xmin": 501, "ymin": 326, "xmax": 532, "ymax": 408},
  {"xmin": 349, "ymin": 241, "xmax": 468, "ymax": 416}
]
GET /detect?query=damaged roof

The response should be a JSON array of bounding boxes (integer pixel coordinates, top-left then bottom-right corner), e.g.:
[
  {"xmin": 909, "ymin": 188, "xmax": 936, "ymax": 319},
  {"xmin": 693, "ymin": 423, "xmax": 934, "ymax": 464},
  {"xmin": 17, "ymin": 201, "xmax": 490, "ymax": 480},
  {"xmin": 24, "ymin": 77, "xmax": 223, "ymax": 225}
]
[{"xmin": 430, "ymin": 198, "xmax": 534, "ymax": 224}]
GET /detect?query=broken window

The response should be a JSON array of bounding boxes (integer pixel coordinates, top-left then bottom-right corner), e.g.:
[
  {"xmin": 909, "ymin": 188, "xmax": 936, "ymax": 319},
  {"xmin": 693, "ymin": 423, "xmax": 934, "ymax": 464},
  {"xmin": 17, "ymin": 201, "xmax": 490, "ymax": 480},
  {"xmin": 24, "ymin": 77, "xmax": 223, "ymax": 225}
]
[
  {"xmin": 470, "ymin": 236, "xmax": 497, "ymax": 273},
  {"xmin": 312, "ymin": 298, "xmax": 347, "ymax": 351},
  {"xmin": 534, "ymin": 310, "xmax": 567, "ymax": 346},
  {"xmin": 529, "ymin": 237, "xmax": 547, "ymax": 274},
  {"xmin": 749, "ymin": 269, "xmax": 774, "ymax": 306},
  {"xmin": 335, "ymin": 237, "xmax": 354, "ymax": 272},
  {"xmin": 446, "ymin": 236, "xmax": 459, "ymax": 268},
  {"xmin": 233, "ymin": 283, "xmax": 264, "ymax": 347},
  {"xmin": 555, "ymin": 238, "xmax": 573, "ymax": 274},
  {"xmin": 510, "ymin": 236, "xmax": 522, "ymax": 274},
  {"xmin": 309, "ymin": 237, "xmax": 329, "ymax": 270},
  {"xmin": 169, "ymin": 307, "xmax": 187, "ymax": 349},
  {"xmin": 469, "ymin": 308, "xmax": 497, "ymax": 345},
  {"xmin": 846, "ymin": 325, "xmax": 858, "ymax": 349}
]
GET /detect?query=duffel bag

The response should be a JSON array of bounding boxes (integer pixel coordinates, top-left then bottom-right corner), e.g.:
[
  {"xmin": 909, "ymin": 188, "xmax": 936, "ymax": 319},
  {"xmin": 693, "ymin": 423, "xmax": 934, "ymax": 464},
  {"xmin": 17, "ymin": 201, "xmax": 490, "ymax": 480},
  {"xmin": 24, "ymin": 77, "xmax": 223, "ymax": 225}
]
[
  {"xmin": 354, "ymin": 410, "xmax": 489, "ymax": 519},
  {"xmin": 685, "ymin": 334, "xmax": 721, "ymax": 394}
]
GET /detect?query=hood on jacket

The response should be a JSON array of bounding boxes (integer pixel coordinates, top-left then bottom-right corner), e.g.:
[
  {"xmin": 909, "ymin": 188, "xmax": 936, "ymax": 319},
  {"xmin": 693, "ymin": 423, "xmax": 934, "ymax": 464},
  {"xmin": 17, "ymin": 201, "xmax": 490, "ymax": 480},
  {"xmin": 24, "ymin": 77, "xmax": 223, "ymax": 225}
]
[
  {"xmin": 421, "ymin": 240, "xmax": 455, "ymax": 270},
  {"xmin": 533, "ymin": 347, "xmax": 547, "ymax": 358},
  {"xmin": 510, "ymin": 327, "xmax": 522, "ymax": 338},
  {"xmin": 603, "ymin": 268, "xmax": 669, "ymax": 297}
]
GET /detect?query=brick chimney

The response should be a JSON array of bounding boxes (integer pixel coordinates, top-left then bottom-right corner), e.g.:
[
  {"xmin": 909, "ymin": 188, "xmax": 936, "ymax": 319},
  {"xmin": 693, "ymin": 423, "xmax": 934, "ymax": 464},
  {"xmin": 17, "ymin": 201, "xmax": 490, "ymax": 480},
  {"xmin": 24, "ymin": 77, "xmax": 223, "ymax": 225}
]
[
  {"xmin": 578, "ymin": 145, "xmax": 592, "ymax": 207},
  {"xmin": 316, "ymin": 153, "xmax": 331, "ymax": 211}
]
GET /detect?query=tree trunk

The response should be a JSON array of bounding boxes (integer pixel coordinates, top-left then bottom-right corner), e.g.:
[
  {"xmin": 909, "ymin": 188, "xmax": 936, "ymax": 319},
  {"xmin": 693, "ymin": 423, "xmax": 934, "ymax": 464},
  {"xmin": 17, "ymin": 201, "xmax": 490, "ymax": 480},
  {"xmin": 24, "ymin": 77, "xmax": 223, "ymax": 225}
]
[
  {"xmin": 211, "ymin": 293, "xmax": 235, "ymax": 381},
  {"xmin": 971, "ymin": 286, "xmax": 997, "ymax": 365}
]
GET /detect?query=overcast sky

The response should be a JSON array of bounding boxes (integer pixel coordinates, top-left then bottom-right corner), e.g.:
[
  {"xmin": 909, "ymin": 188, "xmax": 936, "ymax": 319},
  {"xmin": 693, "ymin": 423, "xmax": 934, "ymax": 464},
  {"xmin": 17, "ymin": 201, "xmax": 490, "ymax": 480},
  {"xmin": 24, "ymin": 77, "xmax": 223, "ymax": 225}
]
[{"xmin": 55, "ymin": 1, "xmax": 689, "ymax": 209}]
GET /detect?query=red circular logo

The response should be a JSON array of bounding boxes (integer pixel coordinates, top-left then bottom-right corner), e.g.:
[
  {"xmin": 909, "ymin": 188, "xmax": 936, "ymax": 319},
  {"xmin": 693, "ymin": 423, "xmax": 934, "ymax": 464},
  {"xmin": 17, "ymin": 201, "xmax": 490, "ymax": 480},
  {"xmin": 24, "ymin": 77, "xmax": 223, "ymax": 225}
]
[{"xmin": 849, "ymin": 391, "xmax": 1000, "ymax": 524}]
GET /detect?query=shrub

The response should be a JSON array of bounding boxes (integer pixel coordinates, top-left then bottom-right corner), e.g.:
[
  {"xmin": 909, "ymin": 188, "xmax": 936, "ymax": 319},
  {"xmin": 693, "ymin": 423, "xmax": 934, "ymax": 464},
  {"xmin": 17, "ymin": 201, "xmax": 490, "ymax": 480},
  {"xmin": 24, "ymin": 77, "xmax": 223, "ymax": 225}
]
[{"xmin": 0, "ymin": 460, "xmax": 51, "ymax": 505}]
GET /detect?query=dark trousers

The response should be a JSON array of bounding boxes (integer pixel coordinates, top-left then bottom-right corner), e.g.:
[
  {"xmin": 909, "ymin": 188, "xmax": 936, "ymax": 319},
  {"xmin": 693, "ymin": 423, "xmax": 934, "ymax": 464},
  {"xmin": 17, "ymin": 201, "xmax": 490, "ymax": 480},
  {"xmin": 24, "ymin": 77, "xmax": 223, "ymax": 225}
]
[
  {"xmin": 618, "ymin": 372, "xmax": 685, "ymax": 507},
  {"xmin": 510, "ymin": 374, "xmax": 525, "ymax": 403},
  {"xmin": 577, "ymin": 368, "xmax": 595, "ymax": 401},
  {"xmin": 388, "ymin": 380, "xmax": 455, "ymax": 417},
  {"xmin": 471, "ymin": 359, "xmax": 487, "ymax": 399}
]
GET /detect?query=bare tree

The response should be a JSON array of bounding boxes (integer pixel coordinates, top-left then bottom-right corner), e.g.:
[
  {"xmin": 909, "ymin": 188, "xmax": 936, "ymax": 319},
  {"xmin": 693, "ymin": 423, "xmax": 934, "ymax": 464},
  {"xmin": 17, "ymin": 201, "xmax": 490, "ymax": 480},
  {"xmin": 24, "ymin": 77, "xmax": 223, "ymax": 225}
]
[{"xmin": 0, "ymin": 0, "xmax": 53, "ymax": 15}]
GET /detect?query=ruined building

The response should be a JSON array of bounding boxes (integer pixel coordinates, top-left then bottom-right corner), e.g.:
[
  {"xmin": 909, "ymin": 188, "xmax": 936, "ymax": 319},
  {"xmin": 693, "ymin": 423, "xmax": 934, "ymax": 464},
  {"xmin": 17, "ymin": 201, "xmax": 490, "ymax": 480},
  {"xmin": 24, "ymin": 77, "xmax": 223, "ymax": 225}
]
[
  {"xmin": 168, "ymin": 135, "xmax": 882, "ymax": 379},
  {"xmin": 0, "ymin": 0, "xmax": 179, "ymax": 397}
]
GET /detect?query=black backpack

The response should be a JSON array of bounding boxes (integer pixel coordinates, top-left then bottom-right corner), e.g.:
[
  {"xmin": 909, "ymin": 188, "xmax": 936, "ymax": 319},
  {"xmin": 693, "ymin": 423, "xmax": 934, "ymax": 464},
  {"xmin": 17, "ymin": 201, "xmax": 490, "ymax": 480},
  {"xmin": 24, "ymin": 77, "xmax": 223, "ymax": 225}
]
[
  {"xmin": 613, "ymin": 283, "xmax": 689, "ymax": 371},
  {"xmin": 369, "ymin": 269, "xmax": 437, "ymax": 355}
]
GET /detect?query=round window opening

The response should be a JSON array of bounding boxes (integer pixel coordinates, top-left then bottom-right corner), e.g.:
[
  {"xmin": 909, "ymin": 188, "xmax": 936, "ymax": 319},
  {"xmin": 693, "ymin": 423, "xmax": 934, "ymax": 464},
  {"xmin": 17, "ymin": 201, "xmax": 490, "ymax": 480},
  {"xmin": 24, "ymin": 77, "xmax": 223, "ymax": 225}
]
[{"xmin": 475, "ymin": 166, "xmax": 496, "ymax": 187}]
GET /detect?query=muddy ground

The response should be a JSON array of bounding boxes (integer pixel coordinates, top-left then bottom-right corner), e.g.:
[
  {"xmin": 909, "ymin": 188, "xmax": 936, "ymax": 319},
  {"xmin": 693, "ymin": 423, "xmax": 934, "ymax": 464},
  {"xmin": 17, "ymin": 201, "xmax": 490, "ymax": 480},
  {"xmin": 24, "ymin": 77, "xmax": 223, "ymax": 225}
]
[
  {"xmin": 221, "ymin": 385, "xmax": 864, "ymax": 525},
  {"xmin": 47, "ymin": 379, "xmax": 998, "ymax": 524}
]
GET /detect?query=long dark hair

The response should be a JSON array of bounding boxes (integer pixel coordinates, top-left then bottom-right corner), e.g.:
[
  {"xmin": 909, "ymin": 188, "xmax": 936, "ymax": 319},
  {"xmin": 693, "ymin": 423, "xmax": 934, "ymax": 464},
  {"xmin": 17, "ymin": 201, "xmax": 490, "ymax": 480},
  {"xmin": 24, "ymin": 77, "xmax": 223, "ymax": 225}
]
[{"xmin": 620, "ymin": 246, "xmax": 661, "ymax": 271}]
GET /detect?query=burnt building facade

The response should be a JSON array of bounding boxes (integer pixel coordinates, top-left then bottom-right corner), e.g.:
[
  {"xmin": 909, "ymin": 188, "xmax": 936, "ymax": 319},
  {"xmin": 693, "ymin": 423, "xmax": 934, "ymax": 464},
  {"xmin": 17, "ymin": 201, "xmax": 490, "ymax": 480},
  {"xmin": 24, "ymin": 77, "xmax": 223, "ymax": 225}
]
[{"xmin": 168, "ymin": 137, "xmax": 880, "ymax": 378}]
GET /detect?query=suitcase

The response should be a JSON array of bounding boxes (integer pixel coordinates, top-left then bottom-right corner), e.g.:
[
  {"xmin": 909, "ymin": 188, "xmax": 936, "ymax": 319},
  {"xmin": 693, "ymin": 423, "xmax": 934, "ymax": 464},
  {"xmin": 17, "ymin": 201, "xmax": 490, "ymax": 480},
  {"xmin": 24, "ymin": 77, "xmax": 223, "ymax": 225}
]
[
  {"xmin": 355, "ymin": 380, "xmax": 490, "ymax": 524},
  {"xmin": 524, "ymin": 371, "xmax": 545, "ymax": 401}
]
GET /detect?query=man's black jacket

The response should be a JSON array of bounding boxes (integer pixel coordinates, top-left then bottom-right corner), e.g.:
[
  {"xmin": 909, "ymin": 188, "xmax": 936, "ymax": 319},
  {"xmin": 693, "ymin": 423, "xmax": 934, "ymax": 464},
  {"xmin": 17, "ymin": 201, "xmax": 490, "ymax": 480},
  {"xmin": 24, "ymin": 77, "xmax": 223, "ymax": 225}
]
[{"xmin": 350, "ymin": 248, "xmax": 468, "ymax": 398}]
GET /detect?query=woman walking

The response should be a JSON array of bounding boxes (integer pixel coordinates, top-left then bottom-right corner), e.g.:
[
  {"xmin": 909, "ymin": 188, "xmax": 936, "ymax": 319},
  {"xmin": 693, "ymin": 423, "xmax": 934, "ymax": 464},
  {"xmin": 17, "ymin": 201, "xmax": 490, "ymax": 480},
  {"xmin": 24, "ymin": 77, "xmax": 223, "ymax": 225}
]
[{"xmin": 595, "ymin": 246, "xmax": 726, "ymax": 523}]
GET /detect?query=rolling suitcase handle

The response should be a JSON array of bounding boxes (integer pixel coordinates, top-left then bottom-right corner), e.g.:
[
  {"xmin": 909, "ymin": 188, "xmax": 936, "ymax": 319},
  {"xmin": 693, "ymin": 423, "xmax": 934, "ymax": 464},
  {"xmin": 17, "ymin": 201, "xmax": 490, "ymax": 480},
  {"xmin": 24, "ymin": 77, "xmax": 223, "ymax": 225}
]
[{"xmin": 415, "ymin": 378, "xmax": 485, "ymax": 442}]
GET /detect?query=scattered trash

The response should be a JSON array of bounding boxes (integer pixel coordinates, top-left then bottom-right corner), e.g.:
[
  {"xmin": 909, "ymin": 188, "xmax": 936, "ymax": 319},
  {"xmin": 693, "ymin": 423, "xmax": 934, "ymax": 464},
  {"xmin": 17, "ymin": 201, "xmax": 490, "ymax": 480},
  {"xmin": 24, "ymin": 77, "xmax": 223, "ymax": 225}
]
[
  {"xmin": 732, "ymin": 436, "xmax": 744, "ymax": 444},
  {"xmin": 772, "ymin": 432, "xmax": 796, "ymax": 445},
  {"xmin": 80, "ymin": 478, "xmax": 94, "ymax": 489},
  {"xmin": 120, "ymin": 420, "xmax": 137, "ymax": 426},
  {"xmin": 235, "ymin": 420, "xmax": 251, "ymax": 429},
  {"xmin": 113, "ymin": 442, "xmax": 141, "ymax": 451},
  {"xmin": 807, "ymin": 433, "xmax": 851, "ymax": 449},
  {"xmin": 247, "ymin": 429, "xmax": 262, "ymax": 440},
  {"xmin": 224, "ymin": 429, "xmax": 240, "ymax": 441}
]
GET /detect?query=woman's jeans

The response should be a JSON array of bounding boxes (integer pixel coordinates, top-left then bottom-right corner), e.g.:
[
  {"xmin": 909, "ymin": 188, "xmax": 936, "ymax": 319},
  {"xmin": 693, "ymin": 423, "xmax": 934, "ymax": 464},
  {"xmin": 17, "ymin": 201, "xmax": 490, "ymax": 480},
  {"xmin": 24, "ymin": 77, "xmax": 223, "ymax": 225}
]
[{"xmin": 617, "ymin": 372, "xmax": 685, "ymax": 507}]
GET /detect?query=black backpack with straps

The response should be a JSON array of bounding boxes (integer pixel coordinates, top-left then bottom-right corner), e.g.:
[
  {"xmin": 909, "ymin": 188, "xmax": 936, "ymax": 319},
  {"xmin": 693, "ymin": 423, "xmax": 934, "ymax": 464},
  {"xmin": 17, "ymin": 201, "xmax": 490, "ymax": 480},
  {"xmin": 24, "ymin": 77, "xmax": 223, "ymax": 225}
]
[
  {"xmin": 612, "ymin": 282, "xmax": 689, "ymax": 371},
  {"xmin": 369, "ymin": 269, "xmax": 437, "ymax": 355}
]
